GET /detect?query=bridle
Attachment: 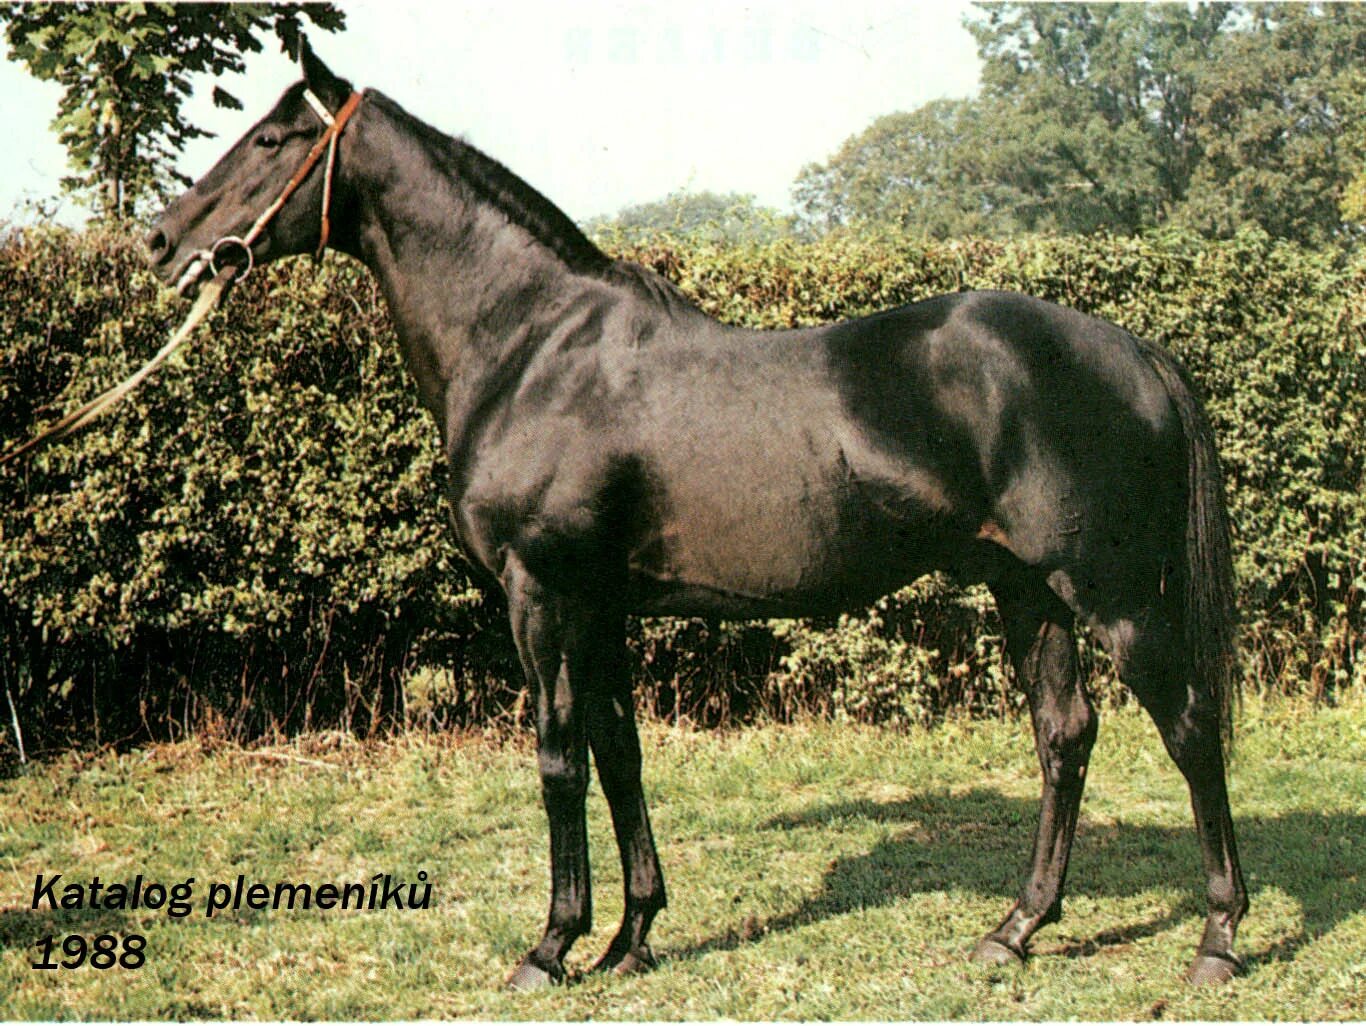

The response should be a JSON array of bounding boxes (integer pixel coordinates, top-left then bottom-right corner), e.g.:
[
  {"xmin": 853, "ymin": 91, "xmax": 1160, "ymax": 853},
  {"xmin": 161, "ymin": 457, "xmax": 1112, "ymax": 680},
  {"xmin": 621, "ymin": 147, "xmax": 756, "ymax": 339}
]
[{"xmin": 207, "ymin": 87, "xmax": 364, "ymax": 281}]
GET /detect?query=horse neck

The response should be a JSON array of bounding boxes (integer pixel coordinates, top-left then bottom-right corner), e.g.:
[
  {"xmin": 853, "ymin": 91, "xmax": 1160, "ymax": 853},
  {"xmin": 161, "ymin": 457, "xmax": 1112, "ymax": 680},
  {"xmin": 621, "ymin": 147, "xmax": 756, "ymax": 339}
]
[{"xmin": 339, "ymin": 96, "xmax": 618, "ymax": 442}]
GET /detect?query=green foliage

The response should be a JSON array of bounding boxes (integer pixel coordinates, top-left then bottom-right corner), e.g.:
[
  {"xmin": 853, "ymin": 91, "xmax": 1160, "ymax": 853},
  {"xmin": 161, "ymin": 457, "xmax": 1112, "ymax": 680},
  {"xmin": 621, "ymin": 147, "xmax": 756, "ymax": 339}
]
[
  {"xmin": 769, "ymin": 578, "xmax": 1018, "ymax": 729},
  {"xmin": 0, "ymin": 3, "xmax": 345, "ymax": 221},
  {"xmin": 0, "ymin": 227, "xmax": 1361, "ymax": 747},
  {"xmin": 585, "ymin": 190, "xmax": 795, "ymax": 246},
  {"xmin": 796, "ymin": 3, "xmax": 1366, "ymax": 246},
  {"xmin": 0, "ymin": 228, "xmax": 510, "ymax": 745}
]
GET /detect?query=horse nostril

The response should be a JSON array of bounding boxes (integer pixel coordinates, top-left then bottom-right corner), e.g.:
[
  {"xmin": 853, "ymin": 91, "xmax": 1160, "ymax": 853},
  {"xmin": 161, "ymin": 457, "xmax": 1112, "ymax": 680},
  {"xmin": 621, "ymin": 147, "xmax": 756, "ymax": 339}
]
[{"xmin": 145, "ymin": 229, "xmax": 172, "ymax": 263}]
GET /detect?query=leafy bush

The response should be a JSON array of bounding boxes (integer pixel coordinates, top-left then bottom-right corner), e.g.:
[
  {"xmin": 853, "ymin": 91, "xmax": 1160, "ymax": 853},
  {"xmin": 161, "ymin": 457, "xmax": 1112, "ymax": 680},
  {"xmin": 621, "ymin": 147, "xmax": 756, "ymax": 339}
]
[
  {"xmin": 1, "ymin": 226, "xmax": 1361, "ymax": 748},
  {"xmin": 0, "ymin": 227, "xmax": 514, "ymax": 746}
]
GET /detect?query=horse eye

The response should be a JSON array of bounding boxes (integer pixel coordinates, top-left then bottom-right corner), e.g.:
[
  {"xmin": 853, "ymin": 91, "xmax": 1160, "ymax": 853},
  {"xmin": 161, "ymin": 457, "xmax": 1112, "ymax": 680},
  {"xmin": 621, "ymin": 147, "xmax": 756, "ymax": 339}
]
[{"xmin": 255, "ymin": 131, "xmax": 282, "ymax": 150}]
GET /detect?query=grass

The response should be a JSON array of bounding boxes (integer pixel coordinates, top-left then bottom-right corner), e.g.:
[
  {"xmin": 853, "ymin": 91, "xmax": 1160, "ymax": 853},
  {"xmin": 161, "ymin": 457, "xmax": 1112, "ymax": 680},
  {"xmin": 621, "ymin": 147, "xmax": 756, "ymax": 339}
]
[{"xmin": 1, "ymin": 694, "xmax": 1363, "ymax": 1020}]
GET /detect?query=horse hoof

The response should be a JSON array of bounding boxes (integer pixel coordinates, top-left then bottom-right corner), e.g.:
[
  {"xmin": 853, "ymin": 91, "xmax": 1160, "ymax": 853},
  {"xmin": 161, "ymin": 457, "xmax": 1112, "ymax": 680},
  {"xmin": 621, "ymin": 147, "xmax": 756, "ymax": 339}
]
[
  {"xmin": 594, "ymin": 944, "xmax": 657, "ymax": 976},
  {"xmin": 971, "ymin": 936, "xmax": 1026, "ymax": 968},
  {"xmin": 614, "ymin": 947, "xmax": 657, "ymax": 975},
  {"xmin": 506, "ymin": 956, "xmax": 563, "ymax": 991},
  {"xmin": 1187, "ymin": 951, "xmax": 1241, "ymax": 986}
]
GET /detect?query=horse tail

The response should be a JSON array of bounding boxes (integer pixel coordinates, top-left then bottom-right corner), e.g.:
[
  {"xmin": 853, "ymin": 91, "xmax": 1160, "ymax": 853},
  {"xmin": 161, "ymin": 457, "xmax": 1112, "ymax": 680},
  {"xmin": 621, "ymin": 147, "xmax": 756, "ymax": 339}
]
[{"xmin": 1136, "ymin": 336, "xmax": 1240, "ymax": 752}]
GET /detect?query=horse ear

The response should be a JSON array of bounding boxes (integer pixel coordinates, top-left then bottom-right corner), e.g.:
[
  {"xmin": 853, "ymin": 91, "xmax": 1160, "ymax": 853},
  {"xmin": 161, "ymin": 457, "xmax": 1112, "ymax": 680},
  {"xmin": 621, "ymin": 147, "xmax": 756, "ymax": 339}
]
[{"xmin": 298, "ymin": 37, "xmax": 350, "ymax": 109}]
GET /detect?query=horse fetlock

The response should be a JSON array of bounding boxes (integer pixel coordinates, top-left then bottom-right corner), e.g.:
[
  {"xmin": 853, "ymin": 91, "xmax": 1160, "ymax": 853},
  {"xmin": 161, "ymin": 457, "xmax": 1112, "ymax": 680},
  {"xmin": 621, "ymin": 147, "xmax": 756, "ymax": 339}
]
[
  {"xmin": 627, "ymin": 889, "xmax": 667, "ymax": 920},
  {"xmin": 1206, "ymin": 881, "xmax": 1249, "ymax": 923},
  {"xmin": 973, "ymin": 895, "xmax": 1065, "ymax": 970}
]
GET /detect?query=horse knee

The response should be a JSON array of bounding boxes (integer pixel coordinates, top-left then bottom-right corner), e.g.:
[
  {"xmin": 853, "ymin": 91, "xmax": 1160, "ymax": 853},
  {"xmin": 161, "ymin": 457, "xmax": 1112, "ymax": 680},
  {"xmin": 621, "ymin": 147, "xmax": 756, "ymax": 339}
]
[
  {"xmin": 1206, "ymin": 871, "xmax": 1249, "ymax": 920},
  {"xmin": 1051, "ymin": 705, "xmax": 1097, "ymax": 759},
  {"xmin": 538, "ymin": 750, "xmax": 589, "ymax": 800}
]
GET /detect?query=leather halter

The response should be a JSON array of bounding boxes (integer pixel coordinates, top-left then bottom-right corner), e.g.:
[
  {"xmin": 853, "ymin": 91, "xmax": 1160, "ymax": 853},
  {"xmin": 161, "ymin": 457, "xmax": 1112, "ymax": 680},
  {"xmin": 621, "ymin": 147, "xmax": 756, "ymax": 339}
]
[{"xmin": 210, "ymin": 88, "xmax": 364, "ymax": 280}]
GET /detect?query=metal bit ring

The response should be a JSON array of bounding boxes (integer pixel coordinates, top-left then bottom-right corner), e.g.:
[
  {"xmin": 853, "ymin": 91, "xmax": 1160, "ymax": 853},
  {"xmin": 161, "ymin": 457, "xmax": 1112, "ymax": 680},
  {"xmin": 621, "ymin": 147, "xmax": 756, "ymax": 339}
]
[{"xmin": 210, "ymin": 235, "xmax": 256, "ymax": 281}]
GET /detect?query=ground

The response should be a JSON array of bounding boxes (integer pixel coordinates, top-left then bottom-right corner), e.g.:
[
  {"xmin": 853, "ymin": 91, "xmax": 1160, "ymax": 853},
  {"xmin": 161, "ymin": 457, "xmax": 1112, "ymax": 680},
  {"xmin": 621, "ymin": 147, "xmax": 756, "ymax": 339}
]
[{"xmin": 1, "ymin": 694, "xmax": 1362, "ymax": 1020}]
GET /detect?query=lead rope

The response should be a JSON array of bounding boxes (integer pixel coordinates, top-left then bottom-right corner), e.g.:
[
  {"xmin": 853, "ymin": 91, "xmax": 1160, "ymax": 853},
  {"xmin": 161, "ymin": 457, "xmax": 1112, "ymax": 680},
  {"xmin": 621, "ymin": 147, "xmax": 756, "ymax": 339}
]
[
  {"xmin": 0, "ymin": 89, "xmax": 363, "ymax": 468},
  {"xmin": 0, "ymin": 267, "xmax": 234, "ymax": 467}
]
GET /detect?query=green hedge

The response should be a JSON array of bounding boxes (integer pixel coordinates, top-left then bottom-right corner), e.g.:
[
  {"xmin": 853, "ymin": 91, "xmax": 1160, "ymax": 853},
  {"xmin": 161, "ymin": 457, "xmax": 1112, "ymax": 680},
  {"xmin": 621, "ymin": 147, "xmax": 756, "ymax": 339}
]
[
  {"xmin": 0, "ymin": 229, "xmax": 515, "ymax": 746},
  {"xmin": 1, "ymin": 226, "xmax": 1361, "ymax": 748}
]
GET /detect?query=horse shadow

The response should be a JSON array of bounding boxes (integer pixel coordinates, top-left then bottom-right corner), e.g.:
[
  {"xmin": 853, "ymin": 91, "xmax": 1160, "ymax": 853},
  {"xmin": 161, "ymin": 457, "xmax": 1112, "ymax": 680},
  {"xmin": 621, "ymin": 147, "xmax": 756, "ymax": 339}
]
[{"xmin": 675, "ymin": 787, "xmax": 1363, "ymax": 974}]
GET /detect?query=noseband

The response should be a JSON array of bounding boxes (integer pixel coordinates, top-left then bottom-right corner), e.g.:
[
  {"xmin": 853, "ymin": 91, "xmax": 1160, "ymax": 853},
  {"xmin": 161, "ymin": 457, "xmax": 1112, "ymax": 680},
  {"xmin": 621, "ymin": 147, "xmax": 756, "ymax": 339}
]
[{"xmin": 209, "ymin": 88, "xmax": 364, "ymax": 281}]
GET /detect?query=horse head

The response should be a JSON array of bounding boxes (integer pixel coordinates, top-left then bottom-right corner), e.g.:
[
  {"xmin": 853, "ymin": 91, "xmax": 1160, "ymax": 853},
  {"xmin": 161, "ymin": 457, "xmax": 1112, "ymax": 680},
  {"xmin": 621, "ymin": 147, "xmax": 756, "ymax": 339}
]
[{"xmin": 146, "ymin": 41, "xmax": 359, "ymax": 297}]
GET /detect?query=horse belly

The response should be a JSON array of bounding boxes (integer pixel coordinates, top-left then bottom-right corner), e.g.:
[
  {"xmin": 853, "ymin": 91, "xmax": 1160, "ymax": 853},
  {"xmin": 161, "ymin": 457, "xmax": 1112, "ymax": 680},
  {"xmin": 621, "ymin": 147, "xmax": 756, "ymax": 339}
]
[{"xmin": 627, "ymin": 443, "xmax": 949, "ymax": 619}]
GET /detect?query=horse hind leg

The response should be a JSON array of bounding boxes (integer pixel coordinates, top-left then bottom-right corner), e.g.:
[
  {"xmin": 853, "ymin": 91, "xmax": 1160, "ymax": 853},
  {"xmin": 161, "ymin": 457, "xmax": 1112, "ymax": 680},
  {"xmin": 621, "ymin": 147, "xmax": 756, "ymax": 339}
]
[
  {"xmin": 1109, "ymin": 614, "xmax": 1248, "ymax": 985},
  {"xmin": 973, "ymin": 563, "xmax": 1097, "ymax": 967}
]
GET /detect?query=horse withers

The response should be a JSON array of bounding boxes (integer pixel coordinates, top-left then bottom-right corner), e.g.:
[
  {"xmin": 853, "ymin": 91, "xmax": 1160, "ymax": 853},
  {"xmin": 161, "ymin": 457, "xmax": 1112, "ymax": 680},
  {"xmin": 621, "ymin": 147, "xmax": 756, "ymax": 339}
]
[{"xmin": 147, "ymin": 43, "xmax": 1247, "ymax": 988}]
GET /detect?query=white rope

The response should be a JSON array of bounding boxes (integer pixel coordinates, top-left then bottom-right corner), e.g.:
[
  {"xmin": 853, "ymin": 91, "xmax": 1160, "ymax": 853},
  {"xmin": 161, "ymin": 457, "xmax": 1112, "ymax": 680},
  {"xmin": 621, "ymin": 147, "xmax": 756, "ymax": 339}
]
[
  {"xmin": 5, "ymin": 679, "xmax": 25, "ymax": 765},
  {"xmin": 319, "ymin": 127, "xmax": 340, "ymax": 258},
  {"xmin": 0, "ymin": 266, "xmax": 235, "ymax": 466}
]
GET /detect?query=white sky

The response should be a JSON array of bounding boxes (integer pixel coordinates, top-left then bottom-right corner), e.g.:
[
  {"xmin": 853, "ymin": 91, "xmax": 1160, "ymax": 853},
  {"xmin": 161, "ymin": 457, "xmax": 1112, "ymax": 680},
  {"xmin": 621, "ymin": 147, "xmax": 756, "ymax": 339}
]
[{"xmin": 0, "ymin": 0, "xmax": 982, "ymax": 226}]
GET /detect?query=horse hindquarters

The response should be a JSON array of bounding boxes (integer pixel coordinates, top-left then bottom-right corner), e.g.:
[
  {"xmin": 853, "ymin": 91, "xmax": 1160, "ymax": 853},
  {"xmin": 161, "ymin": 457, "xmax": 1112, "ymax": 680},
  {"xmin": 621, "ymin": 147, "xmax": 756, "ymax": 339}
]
[{"xmin": 959, "ymin": 315, "xmax": 1245, "ymax": 982}]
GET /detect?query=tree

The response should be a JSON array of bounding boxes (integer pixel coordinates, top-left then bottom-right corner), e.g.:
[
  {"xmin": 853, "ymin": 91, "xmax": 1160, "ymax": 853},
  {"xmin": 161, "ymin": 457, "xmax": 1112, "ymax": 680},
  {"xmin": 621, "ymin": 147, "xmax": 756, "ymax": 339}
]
[
  {"xmin": 964, "ymin": 2, "xmax": 1231, "ymax": 234},
  {"xmin": 1, "ymin": 3, "xmax": 344, "ymax": 222},
  {"xmin": 794, "ymin": 3, "xmax": 1366, "ymax": 245},
  {"xmin": 793, "ymin": 99, "xmax": 1019, "ymax": 239},
  {"xmin": 793, "ymin": 4, "xmax": 1234, "ymax": 239},
  {"xmin": 1182, "ymin": 3, "xmax": 1366, "ymax": 245},
  {"xmin": 584, "ymin": 190, "xmax": 795, "ymax": 245}
]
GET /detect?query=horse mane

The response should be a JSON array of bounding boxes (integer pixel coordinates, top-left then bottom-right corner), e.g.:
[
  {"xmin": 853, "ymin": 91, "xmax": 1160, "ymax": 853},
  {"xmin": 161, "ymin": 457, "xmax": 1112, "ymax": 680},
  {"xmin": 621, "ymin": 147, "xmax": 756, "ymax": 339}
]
[
  {"xmin": 364, "ymin": 91, "xmax": 697, "ymax": 312},
  {"xmin": 366, "ymin": 90, "xmax": 613, "ymax": 275},
  {"xmin": 603, "ymin": 258, "xmax": 697, "ymax": 313}
]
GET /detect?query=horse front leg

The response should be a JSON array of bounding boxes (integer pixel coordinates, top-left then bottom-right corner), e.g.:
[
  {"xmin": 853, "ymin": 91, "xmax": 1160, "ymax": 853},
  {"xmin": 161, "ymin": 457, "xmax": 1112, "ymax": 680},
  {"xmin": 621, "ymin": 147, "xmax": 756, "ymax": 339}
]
[
  {"xmin": 585, "ymin": 608, "xmax": 667, "ymax": 975},
  {"xmin": 503, "ymin": 554, "xmax": 593, "ymax": 990},
  {"xmin": 974, "ymin": 577, "xmax": 1097, "ymax": 967}
]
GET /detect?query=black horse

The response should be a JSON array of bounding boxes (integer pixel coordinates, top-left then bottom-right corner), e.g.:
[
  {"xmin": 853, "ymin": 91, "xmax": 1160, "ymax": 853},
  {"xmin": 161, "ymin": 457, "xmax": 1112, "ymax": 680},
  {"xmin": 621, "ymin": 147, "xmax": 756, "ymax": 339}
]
[{"xmin": 147, "ymin": 45, "xmax": 1247, "ymax": 989}]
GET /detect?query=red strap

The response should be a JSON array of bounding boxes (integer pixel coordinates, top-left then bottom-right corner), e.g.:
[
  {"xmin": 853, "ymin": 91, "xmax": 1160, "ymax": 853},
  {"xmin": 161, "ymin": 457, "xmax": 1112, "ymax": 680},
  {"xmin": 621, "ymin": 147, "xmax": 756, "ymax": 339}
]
[
  {"xmin": 316, "ymin": 92, "xmax": 364, "ymax": 253},
  {"xmin": 243, "ymin": 91, "xmax": 364, "ymax": 255}
]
